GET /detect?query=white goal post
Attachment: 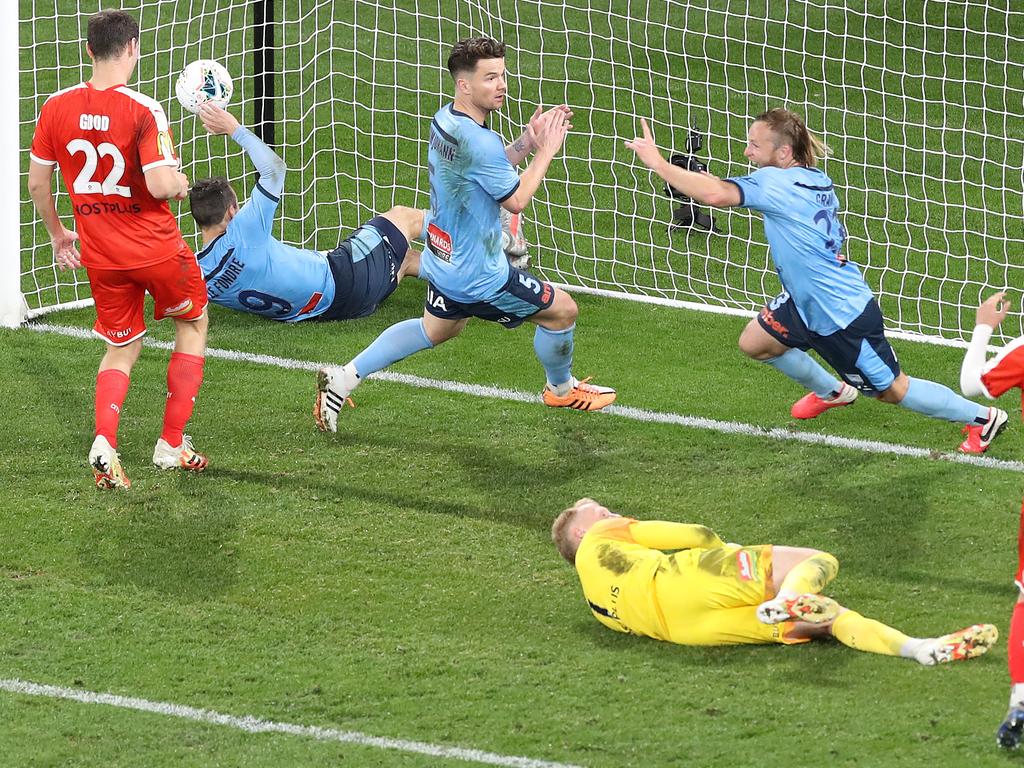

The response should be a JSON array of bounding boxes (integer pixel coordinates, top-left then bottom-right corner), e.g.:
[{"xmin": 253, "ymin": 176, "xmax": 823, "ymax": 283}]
[{"xmin": 12, "ymin": 1, "xmax": 1024, "ymax": 344}]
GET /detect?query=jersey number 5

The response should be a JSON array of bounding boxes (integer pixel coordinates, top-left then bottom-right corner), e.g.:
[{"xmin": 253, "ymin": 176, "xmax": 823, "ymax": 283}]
[{"xmin": 66, "ymin": 139, "xmax": 131, "ymax": 198}]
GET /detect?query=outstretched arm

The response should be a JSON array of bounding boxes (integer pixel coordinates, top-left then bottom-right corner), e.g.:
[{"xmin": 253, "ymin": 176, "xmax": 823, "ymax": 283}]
[
  {"xmin": 961, "ymin": 292, "xmax": 1010, "ymax": 397},
  {"xmin": 629, "ymin": 520, "xmax": 725, "ymax": 551},
  {"xmin": 625, "ymin": 118, "xmax": 740, "ymax": 208},
  {"xmin": 198, "ymin": 104, "xmax": 287, "ymax": 199}
]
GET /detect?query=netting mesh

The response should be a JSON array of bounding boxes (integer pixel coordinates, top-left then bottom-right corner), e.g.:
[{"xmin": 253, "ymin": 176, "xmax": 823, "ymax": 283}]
[{"xmin": 19, "ymin": 0, "xmax": 1024, "ymax": 344}]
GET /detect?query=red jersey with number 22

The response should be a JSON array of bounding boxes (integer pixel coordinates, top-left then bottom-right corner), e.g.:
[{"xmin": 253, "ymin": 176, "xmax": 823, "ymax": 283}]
[{"xmin": 30, "ymin": 82, "xmax": 187, "ymax": 271}]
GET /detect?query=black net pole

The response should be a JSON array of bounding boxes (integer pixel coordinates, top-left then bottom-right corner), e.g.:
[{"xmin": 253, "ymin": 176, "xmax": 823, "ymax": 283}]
[{"xmin": 252, "ymin": 0, "xmax": 275, "ymax": 145}]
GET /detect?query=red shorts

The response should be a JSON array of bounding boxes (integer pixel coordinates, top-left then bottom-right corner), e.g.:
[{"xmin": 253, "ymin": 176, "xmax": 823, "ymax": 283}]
[{"xmin": 87, "ymin": 246, "xmax": 207, "ymax": 346}]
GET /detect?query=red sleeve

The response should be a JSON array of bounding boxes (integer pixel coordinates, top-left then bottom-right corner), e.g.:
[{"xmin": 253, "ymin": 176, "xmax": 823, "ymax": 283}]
[
  {"xmin": 136, "ymin": 101, "xmax": 178, "ymax": 172},
  {"xmin": 30, "ymin": 100, "xmax": 57, "ymax": 165},
  {"xmin": 981, "ymin": 341, "xmax": 1024, "ymax": 399}
]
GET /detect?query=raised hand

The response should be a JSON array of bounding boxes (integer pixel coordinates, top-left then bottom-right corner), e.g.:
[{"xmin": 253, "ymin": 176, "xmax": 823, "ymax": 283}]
[
  {"xmin": 531, "ymin": 107, "xmax": 571, "ymax": 157},
  {"xmin": 526, "ymin": 104, "xmax": 573, "ymax": 150},
  {"xmin": 625, "ymin": 118, "xmax": 666, "ymax": 171},
  {"xmin": 977, "ymin": 291, "xmax": 1011, "ymax": 329},
  {"xmin": 52, "ymin": 226, "xmax": 81, "ymax": 270},
  {"xmin": 198, "ymin": 103, "xmax": 241, "ymax": 136}
]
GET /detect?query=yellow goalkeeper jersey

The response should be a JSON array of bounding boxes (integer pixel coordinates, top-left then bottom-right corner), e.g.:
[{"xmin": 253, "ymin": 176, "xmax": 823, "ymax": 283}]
[{"xmin": 573, "ymin": 517, "xmax": 726, "ymax": 641}]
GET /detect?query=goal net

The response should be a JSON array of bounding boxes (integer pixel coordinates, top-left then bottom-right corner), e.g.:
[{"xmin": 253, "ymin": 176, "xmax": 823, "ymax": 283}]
[{"xmin": 17, "ymin": 0, "xmax": 1024, "ymax": 344}]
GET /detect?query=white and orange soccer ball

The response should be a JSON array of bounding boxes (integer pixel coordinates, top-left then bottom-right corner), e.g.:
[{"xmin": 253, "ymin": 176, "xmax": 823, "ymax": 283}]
[{"xmin": 175, "ymin": 60, "xmax": 233, "ymax": 114}]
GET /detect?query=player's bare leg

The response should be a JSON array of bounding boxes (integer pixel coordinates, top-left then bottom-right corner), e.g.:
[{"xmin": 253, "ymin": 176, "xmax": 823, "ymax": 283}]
[
  {"xmin": 739, "ymin": 319, "xmax": 856, "ymax": 419},
  {"xmin": 90, "ymin": 339, "xmax": 143, "ymax": 489},
  {"xmin": 153, "ymin": 313, "xmax": 209, "ymax": 471},
  {"xmin": 532, "ymin": 288, "xmax": 615, "ymax": 411},
  {"xmin": 379, "ymin": 205, "xmax": 425, "ymax": 246}
]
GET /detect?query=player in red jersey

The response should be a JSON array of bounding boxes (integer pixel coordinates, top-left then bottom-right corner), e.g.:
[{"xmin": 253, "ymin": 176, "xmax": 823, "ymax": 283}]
[
  {"xmin": 27, "ymin": 10, "xmax": 209, "ymax": 489},
  {"xmin": 958, "ymin": 292, "xmax": 1024, "ymax": 747}
]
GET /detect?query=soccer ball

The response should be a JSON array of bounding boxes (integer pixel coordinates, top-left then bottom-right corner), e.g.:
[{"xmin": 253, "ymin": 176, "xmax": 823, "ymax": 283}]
[{"xmin": 175, "ymin": 60, "xmax": 233, "ymax": 114}]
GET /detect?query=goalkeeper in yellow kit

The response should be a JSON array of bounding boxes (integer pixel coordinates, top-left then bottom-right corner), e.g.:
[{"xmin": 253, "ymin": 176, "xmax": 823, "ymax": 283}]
[{"xmin": 552, "ymin": 498, "xmax": 996, "ymax": 664}]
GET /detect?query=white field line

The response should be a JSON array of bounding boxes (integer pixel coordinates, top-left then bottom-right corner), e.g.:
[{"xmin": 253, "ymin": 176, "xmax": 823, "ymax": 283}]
[
  {"xmin": 28, "ymin": 323, "xmax": 1024, "ymax": 474},
  {"xmin": 0, "ymin": 678, "xmax": 581, "ymax": 768}
]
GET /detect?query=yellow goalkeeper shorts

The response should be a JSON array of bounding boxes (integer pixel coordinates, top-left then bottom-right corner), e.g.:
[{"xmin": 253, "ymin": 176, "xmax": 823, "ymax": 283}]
[{"xmin": 654, "ymin": 544, "xmax": 807, "ymax": 646}]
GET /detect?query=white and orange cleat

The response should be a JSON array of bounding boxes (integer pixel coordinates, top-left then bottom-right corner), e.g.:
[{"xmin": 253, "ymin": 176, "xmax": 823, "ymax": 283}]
[
  {"xmin": 89, "ymin": 435, "xmax": 131, "ymax": 490},
  {"xmin": 153, "ymin": 434, "xmax": 208, "ymax": 472},
  {"xmin": 959, "ymin": 408, "xmax": 1008, "ymax": 454},
  {"xmin": 790, "ymin": 383, "xmax": 858, "ymax": 420},
  {"xmin": 542, "ymin": 377, "xmax": 616, "ymax": 412},
  {"xmin": 314, "ymin": 367, "xmax": 355, "ymax": 432},
  {"xmin": 916, "ymin": 623, "xmax": 998, "ymax": 666},
  {"xmin": 756, "ymin": 593, "xmax": 840, "ymax": 625}
]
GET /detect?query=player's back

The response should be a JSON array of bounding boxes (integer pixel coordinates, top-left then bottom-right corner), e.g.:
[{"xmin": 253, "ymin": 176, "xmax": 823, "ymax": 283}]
[
  {"xmin": 420, "ymin": 103, "xmax": 520, "ymax": 302},
  {"xmin": 30, "ymin": 83, "xmax": 186, "ymax": 270},
  {"xmin": 574, "ymin": 518, "xmax": 673, "ymax": 641},
  {"xmin": 730, "ymin": 165, "xmax": 874, "ymax": 334},
  {"xmin": 196, "ymin": 190, "xmax": 335, "ymax": 322}
]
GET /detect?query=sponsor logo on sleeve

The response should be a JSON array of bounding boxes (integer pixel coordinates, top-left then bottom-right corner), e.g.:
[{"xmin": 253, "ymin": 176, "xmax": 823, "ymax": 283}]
[{"xmin": 156, "ymin": 130, "xmax": 176, "ymax": 161}]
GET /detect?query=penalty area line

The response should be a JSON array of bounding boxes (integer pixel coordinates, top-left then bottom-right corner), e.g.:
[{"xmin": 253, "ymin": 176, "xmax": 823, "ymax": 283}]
[
  {"xmin": 29, "ymin": 323, "xmax": 1024, "ymax": 474},
  {"xmin": 0, "ymin": 678, "xmax": 583, "ymax": 768}
]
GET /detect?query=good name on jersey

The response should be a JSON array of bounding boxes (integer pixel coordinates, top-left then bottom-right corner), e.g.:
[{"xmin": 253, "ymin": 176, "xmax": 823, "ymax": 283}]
[{"xmin": 79, "ymin": 114, "xmax": 111, "ymax": 131}]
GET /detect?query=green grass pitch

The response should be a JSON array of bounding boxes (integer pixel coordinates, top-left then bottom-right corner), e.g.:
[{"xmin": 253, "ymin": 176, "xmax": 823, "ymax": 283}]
[{"xmin": 8, "ymin": 1, "xmax": 1024, "ymax": 765}]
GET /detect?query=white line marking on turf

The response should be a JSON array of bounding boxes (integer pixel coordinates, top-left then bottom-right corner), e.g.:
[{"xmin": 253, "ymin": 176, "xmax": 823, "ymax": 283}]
[
  {"xmin": 29, "ymin": 323, "xmax": 1024, "ymax": 474},
  {"xmin": 0, "ymin": 678, "xmax": 582, "ymax": 768}
]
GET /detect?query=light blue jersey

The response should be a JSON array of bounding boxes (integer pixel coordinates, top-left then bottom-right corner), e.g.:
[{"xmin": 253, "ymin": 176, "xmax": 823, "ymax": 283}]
[
  {"xmin": 196, "ymin": 127, "xmax": 335, "ymax": 322},
  {"xmin": 420, "ymin": 103, "xmax": 520, "ymax": 302},
  {"xmin": 727, "ymin": 165, "xmax": 873, "ymax": 335}
]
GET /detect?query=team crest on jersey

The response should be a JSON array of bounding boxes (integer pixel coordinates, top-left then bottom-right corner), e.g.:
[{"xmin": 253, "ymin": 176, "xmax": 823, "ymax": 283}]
[
  {"xmin": 736, "ymin": 550, "xmax": 756, "ymax": 581},
  {"xmin": 427, "ymin": 222, "xmax": 452, "ymax": 262}
]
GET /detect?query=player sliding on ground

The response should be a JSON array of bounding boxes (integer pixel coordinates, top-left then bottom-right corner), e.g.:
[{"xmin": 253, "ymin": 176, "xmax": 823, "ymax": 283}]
[
  {"xmin": 314, "ymin": 37, "xmax": 615, "ymax": 432},
  {"xmin": 189, "ymin": 104, "xmax": 424, "ymax": 323},
  {"xmin": 626, "ymin": 109, "xmax": 1007, "ymax": 455},
  {"xmin": 552, "ymin": 498, "xmax": 997, "ymax": 663},
  {"xmin": 957, "ymin": 292, "xmax": 1024, "ymax": 747}
]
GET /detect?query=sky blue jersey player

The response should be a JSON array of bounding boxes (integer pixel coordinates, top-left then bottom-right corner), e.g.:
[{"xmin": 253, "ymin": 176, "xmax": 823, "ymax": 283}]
[
  {"xmin": 187, "ymin": 104, "xmax": 424, "ymax": 324},
  {"xmin": 626, "ymin": 108, "xmax": 1006, "ymax": 454},
  {"xmin": 314, "ymin": 36, "xmax": 616, "ymax": 432}
]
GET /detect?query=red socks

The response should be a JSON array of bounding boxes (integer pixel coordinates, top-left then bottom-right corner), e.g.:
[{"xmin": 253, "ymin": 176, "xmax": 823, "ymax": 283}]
[
  {"xmin": 160, "ymin": 352, "xmax": 205, "ymax": 447},
  {"xmin": 94, "ymin": 369, "xmax": 130, "ymax": 448},
  {"xmin": 1010, "ymin": 599, "xmax": 1024, "ymax": 685}
]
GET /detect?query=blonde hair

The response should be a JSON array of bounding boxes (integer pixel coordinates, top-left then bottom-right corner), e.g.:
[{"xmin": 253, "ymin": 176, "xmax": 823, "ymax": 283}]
[
  {"xmin": 755, "ymin": 108, "xmax": 829, "ymax": 167},
  {"xmin": 551, "ymin": 498, "xmax": 594, "ymax": 564}
]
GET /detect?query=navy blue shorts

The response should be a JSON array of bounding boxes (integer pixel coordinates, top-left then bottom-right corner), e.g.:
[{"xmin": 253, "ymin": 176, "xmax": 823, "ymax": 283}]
[
  {"xmin": 424, "ymin": 267, "xmax": 555, "ymax": 329},
  {"xmin": 319, "ymin": 216, "xmax": 408, "ymax": 321},
  {"xmin": 757, "ymin": 291, "xmax": 900, "ymax": 394}
]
